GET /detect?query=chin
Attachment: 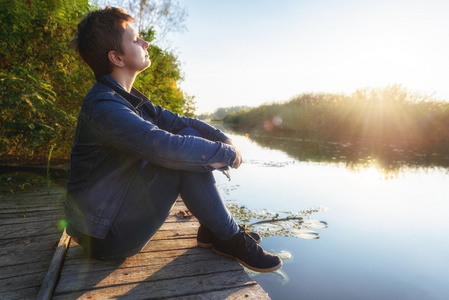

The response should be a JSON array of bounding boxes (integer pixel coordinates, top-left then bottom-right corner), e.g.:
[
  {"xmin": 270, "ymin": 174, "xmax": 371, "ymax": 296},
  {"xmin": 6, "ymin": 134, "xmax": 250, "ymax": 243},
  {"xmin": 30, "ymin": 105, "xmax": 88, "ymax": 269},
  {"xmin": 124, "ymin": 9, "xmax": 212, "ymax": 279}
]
[{"xmin": 140, "ymin": 63, "xmax": 151, "ymax": 73}]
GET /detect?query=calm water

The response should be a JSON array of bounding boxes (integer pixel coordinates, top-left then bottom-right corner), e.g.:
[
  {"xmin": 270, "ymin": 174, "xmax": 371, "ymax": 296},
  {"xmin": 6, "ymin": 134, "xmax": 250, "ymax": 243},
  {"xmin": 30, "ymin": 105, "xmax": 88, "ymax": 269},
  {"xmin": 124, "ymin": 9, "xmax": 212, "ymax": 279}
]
[{"xmin": 214, "ymin": 131, "xmax": 449, "ymax": 300}]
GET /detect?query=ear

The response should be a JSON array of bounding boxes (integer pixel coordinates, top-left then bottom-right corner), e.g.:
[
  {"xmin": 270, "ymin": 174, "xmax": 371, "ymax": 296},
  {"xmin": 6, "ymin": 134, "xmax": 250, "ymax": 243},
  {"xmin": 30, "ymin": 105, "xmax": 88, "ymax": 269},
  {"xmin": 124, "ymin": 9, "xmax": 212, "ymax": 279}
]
[{"xmin": 108, "ymin": 50, "xmax": 124, "ymax": 68}]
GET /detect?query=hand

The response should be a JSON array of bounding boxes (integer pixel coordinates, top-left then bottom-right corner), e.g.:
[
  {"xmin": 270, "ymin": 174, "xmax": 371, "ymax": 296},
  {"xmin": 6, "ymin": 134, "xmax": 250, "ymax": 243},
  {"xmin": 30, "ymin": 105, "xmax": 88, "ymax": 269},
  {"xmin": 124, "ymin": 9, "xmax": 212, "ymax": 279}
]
[
  {"xmin": 224, "ymin": 139, "xmax": 242, "ymax": 169},
  {"xmin": 210, "ymin": 162, "xmax": 227, "ymax": 169}
]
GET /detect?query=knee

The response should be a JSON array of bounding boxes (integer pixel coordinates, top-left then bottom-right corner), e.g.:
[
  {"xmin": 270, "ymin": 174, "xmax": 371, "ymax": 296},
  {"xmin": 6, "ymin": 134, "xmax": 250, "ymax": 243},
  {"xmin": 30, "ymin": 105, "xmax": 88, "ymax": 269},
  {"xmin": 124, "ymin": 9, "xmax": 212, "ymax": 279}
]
[{"xmin": 178, "ymin": 127, "xmax": 201, "ymax": 137}]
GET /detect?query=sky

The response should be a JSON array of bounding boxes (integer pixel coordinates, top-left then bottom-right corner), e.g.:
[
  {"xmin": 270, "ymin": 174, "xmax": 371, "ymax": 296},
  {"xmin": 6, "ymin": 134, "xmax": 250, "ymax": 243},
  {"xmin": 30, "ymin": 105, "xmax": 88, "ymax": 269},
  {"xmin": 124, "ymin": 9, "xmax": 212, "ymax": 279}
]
[{"xmin": 166, "ymin": 0, "xmax": 449, "ymax": 113}]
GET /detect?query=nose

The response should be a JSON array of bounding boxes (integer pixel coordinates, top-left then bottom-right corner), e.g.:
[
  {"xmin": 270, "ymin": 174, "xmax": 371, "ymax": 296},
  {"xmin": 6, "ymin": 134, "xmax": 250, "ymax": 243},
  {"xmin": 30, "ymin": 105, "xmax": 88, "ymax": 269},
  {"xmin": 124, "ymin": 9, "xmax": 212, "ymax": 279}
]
[{"xmin": 142, "ymin": 40, "xmax": 149, "ymax": 50}]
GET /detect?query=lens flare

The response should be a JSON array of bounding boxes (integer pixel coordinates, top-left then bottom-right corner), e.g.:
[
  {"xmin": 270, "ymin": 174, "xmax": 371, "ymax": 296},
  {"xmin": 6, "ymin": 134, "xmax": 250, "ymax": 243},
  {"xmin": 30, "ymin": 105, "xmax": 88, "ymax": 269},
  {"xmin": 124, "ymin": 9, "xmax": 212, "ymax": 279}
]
[
  {"xmin": 273, "ymin": 116, "xmax": 283, "ymax": 126},
  {"xmin": 263, "ymin": 120, "xmax": 274, "ymax": 131},
  {"xmin": 57, "ymin": 219, "xmax": 68, "ymax": 231}
]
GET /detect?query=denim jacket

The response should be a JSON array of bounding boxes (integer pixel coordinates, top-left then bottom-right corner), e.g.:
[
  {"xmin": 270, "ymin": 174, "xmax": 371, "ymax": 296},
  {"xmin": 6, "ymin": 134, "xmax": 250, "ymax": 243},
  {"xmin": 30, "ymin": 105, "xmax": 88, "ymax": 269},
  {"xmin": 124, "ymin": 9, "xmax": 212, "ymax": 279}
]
[{"xmin": 65, "ymin": 75, "xmax": 236, "ymax": 239}]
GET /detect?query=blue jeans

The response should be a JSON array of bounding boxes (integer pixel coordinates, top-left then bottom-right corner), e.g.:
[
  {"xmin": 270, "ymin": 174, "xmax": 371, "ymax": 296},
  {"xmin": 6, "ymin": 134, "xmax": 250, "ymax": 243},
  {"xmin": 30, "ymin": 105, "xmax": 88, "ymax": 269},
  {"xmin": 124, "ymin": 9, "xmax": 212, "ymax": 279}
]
[{"xmin": 69, "ymin": 127, "xmax": 239, "ymax": 259}]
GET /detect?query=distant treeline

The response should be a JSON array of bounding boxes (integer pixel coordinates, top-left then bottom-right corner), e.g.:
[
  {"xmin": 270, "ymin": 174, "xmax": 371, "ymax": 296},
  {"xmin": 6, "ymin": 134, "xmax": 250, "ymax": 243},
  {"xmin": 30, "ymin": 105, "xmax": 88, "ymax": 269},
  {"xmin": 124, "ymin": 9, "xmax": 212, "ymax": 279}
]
[
  {"xmin": 223, "ymin": 85, "xmax": 449, "ymax": 147},
  {"xmin": 197, "ymin": 106, "xmax": 252, "ymax": 121}
]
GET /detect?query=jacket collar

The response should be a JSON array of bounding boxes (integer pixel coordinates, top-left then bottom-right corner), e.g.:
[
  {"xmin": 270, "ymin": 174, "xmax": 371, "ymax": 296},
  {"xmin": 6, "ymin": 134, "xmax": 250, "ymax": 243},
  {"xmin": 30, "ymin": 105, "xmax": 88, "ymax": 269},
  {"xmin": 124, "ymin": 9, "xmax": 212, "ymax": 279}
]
[{"xmin": 96, "ymin": 75, "xmax": 151, "ymax": 109}]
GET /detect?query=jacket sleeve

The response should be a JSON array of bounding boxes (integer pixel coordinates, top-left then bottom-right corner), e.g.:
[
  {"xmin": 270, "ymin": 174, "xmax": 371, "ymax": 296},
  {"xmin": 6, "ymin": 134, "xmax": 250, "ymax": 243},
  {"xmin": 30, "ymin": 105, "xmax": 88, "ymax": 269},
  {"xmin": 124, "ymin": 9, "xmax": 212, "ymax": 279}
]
[
  {"xmin": 89, "ymin": 97, "xmax": 236, "ymax": 172},
  {"xmin": 153, "ymin": 105, "xmax": 230, "ymax": 142}
]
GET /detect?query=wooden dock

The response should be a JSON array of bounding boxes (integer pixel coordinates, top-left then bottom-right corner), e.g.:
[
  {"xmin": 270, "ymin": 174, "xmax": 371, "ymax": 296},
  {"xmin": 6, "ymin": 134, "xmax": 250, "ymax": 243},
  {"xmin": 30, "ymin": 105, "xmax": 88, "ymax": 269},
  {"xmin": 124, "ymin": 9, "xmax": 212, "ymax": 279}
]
[
  {"xmin": 1, "ymin": 183, "xmax": 270, "ymax": 299},
  {"xmin": 0, "ymin": 184, "xmax": 67, "ymax": 299}
]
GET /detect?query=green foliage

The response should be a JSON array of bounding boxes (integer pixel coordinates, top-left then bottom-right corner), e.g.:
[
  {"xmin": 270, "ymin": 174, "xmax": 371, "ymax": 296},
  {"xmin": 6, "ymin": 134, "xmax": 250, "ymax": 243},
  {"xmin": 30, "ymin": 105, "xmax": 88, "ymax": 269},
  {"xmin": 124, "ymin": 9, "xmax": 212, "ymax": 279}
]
[
  {"xmin": 0, "ymin": 69, "xmax": 76, "ymax": 159},
  {"xmin": 1, "ymin": 0, "xmax": 192, "ymax": 163},
  {"xmin": 197, "ymin": 106, "xmax": 252, "ymax": 121},
  {"xmin": 181, "ymin": 94, "xmax": 197, "ymax": 118},
  {"xmin": 224, "ymin": 85, "xmax": 449, "ymax": 146},
  {"xmin": 134, "ymin": 28, "xmax": 195, "ymax": 115},
  {"xmin": 0, "ymin": 0, "xmax": 92, "ymax": 162}
]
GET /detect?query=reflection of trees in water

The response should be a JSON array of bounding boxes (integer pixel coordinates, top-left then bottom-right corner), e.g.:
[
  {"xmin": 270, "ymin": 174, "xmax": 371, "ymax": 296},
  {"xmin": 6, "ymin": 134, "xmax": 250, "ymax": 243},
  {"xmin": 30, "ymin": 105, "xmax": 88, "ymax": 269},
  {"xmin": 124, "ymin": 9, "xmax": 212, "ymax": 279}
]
[{"xmin": 226, "ymin": 125, "xmax": 449, "ymax": 175}]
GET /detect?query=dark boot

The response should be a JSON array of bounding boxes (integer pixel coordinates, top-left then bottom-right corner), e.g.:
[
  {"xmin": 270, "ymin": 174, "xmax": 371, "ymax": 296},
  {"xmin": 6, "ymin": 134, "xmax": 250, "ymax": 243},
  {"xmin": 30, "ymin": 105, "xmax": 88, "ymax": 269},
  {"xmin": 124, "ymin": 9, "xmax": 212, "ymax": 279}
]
[
  {"xmin": 212, "ymin": 227, "xmax": 282, "ymax": 273},
  {"xmin": 197, "ymin": 224, "xmax": 261, "ymax": 248}
]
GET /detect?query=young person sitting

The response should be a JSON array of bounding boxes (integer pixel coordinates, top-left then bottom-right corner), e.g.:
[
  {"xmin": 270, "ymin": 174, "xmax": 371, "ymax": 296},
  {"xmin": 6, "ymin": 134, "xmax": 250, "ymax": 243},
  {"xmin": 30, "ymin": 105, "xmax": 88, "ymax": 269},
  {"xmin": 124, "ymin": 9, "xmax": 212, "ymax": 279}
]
[{"xmin": 65, "ymin": 6, "xmax": 282, "ymax": 273}]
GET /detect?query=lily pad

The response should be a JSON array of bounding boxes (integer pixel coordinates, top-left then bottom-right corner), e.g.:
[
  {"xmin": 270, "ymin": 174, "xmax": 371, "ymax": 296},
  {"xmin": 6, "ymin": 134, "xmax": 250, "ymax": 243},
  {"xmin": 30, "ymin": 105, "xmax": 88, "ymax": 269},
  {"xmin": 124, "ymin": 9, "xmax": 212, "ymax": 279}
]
[
  {"xmin": 302, "ymin": 219, "xmax": 328, "ymax": 229},
  {"xmin": 291, "ymin": 229, "xmax": 320, "ymax": 239}
]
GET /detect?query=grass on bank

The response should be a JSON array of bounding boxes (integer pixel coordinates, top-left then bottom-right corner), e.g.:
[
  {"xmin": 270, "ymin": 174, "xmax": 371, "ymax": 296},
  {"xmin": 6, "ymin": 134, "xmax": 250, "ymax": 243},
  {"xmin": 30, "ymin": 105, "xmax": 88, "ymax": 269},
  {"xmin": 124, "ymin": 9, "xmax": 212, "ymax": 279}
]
[{"xmin": 224, "ymin": 85, "xmax": 449, "ymax": 146}]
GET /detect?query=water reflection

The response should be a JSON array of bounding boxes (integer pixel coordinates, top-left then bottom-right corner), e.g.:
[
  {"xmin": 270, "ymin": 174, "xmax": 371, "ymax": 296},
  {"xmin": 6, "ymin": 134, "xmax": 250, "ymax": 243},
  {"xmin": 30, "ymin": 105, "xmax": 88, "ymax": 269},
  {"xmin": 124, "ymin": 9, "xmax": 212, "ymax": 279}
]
[
  {"xmin": 224, "ymin": 125, "xmax": 449, "ymax": 176},
  {"xmin": 246, "ymin": 267, "xmax": 291, "ymax": 285},
  {"xmin": 213, "ymin": 124, "xmax": 449, "ymax": 299}
]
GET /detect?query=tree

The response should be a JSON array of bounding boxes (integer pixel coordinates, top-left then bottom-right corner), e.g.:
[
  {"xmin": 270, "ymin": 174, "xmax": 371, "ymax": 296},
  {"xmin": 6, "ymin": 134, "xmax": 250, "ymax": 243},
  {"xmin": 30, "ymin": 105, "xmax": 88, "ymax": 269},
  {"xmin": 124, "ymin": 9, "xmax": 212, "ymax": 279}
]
[
  {"xmin": 0, "ymin": 0, "xmax": 92, "ymax": 161},
  {"xmin": 95, "ymin": 0, "xmax": 187, "ymax": 45},
  {"xmin": 133, "ymin": 28, "xmax": 195, "ymax": 115},
  {"xmin": 0, "ymin": 0, "xmax": 192, "ymax": 163},
  {"xmin": 96, "ymin": 1, "xmax": 193, "ymax": 115},
  {"xmin": 181, "ymin": 94, "xmax": 197, "ymax": 118}
]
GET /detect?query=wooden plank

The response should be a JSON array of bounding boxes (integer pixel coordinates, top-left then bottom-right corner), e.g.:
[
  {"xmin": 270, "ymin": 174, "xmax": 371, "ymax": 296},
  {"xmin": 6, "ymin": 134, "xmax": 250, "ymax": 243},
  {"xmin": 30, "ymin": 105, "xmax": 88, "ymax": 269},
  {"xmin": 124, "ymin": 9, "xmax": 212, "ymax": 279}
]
[
  {"xmin": 0, "ymin": 192, "xmax": 64, "ymax": 216},
  {"xmin": 0, "ymin": 195, "xmax": 64, "ymax": 207},
  {"xmin": 0, "ymin": 286, "xmax": 42, "ymax": 300},
  {"xmin": 62, "ymin": 247, "xmax": 205, "ymax": 271},
  {"xmin": 0, "ymin": 271, "xmax": 48, "ymax": 293},
  {"xmin": 0, "ymin": 190, "xmax": 65, "ymax": 206},
  {"xmin": 0, "ymin": 184, "xmax": 66, "ymax": 300},
  {"xmin": 61, "ymin": 222, "xmax": 199, "ymax": 261},
  {"xmin": 55, "ymin": 253, "xmax": 244, "ymax": 294},
  {"xmin": 152, "ymin": 220, "xmax": 199, "ymax": 232},
  {"xmin": 0, "ymin": 260, "xmax": 53, "ymax": 280},
  {"xmin": 53, "ymin": 270, "xmax": 260, "ymax": 300},
  {"xmin": 171, "ymin": 284, "xmax": 270, "ymax": 299},
  {"xmin": 0, "ymin": 200, "xmax": 63, "ymax": 210},
  {"xmin": 37, "ymin": 230, "xmax": 71, "ymax": 300},
  {"xmin": 59, "ymin": 228, "xmax": 202, "ymax": 274},
  {"xmin": 0, "ymin": 221, "xmax": 63, "ymax": 240},
  {"xmin": 60, "ymin": 246, "xmax": 237, "ymax": 275},
  {"xmin": 0, "ymin": 249, "xmax": 57, "ymax": 268},
  {"xmin": 0, "ymin": 232, "xmax": 61, "ymax": 261},
  {"xmin": 0, "ymin": 207, "xmax": 63, "ymax": 214},
  {"xmin": 0, "ymin": 189, "xmax": 65, "ymax": 212},
  {"xmin": 50, "ymin": 198, "xmax": 270, "ymax": 299},
  {"xmin": 0, "ymin": 186, "xmax": 66, "ymax": 197},
  {"xmin": 0, "ymin": 212, "xmax": 65, "ymax": 225}
]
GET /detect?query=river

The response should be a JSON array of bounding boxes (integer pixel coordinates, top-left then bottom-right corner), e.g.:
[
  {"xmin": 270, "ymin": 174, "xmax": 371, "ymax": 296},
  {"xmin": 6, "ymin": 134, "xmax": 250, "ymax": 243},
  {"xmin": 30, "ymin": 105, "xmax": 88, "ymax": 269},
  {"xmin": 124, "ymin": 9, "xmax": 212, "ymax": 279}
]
[{"xmin": 213, "ymin": 130, "xmax": 449, "ymax": 300}]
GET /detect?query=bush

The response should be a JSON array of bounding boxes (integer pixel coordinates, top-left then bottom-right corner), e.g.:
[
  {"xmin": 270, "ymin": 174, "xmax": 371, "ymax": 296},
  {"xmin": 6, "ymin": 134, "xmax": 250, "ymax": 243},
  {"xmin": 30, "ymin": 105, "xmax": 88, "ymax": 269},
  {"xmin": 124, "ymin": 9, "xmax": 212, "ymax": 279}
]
[
  {"xmin": 0, "ymin": 69, "xmax": 76, "ymax": 160},
  {"xmin": 0, "ymin": 0, "xmax": 91, "ymax": 162},
  {"xmin": 0, "ymin": 0, "xmax": 193, "ymax": 163}
]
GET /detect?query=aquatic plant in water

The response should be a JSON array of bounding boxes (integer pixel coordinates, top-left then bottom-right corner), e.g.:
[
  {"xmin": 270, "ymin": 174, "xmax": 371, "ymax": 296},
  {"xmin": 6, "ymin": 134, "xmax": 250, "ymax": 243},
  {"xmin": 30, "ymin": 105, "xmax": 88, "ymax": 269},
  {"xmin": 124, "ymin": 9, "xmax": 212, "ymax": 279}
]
[{"xmin": 225, "ymin": 201, "xmax": 329, "ymax": 239}]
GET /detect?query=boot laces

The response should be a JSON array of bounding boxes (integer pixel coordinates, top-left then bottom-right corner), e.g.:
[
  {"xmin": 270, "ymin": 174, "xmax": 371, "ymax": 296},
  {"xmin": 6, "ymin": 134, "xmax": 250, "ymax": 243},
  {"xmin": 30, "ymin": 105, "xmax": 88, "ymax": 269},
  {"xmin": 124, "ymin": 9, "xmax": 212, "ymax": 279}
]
[{"xmin": 229, "ymin": 225, "xmax": 258, "ymax": 260}]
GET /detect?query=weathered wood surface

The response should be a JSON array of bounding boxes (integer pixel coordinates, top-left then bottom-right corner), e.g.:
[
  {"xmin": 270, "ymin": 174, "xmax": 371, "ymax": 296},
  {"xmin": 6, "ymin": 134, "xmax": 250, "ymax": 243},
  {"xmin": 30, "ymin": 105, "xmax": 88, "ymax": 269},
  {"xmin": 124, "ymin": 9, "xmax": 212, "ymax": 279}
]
[
  {"xmin": 1, "ymin": 182, "xmax": 270, "ymax": 299},
  {"xmin": 0, "ymin": 185, "xmax": 66, "ymax": 300},
  {"xmin": 53, "ymin": 200, "xmax": 270, "ymax": 299}
]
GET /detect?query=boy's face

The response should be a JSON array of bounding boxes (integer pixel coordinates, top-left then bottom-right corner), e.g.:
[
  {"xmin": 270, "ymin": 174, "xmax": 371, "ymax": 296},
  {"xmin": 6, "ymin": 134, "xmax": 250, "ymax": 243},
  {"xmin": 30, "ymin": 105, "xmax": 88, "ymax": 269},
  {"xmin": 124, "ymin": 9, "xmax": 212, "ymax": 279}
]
[{"xmin": 119, "ymin": 23, "xmax": 151, "ymax": 73}]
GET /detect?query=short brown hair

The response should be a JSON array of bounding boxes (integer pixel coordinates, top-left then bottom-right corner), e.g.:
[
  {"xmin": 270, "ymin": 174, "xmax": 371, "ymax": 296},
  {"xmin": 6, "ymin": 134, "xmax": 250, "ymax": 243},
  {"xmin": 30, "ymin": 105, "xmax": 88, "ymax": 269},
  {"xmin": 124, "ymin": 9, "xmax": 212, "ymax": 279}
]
[{"xmin": 72, "ymin": 6, "xmax": 134, "ymax": 76}]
